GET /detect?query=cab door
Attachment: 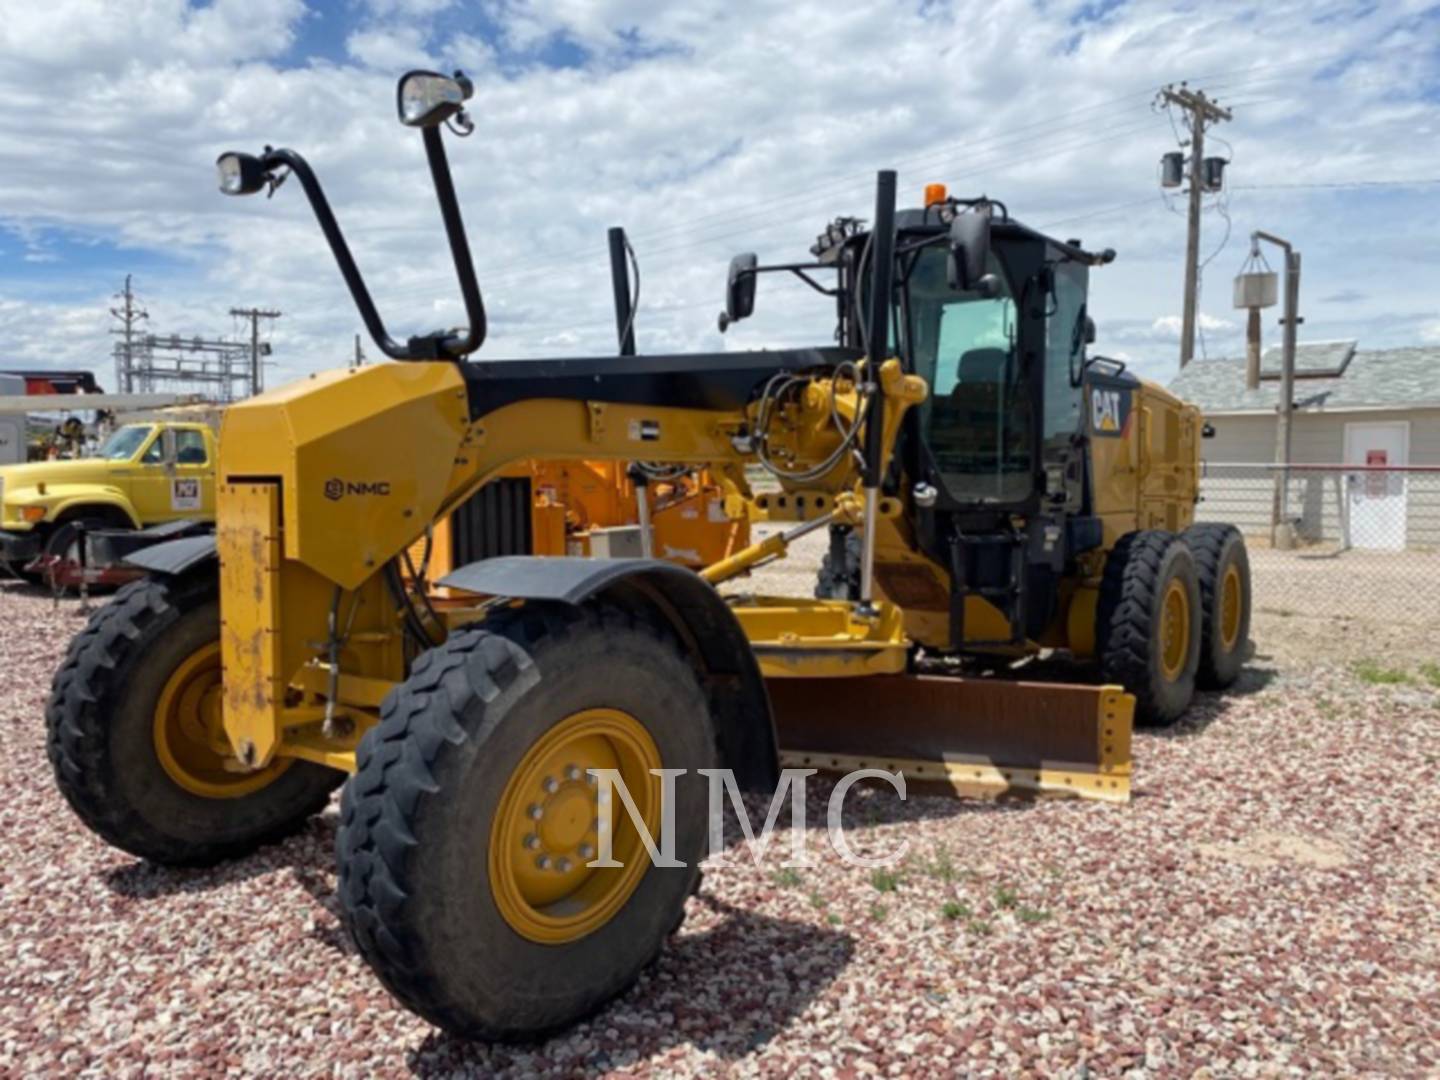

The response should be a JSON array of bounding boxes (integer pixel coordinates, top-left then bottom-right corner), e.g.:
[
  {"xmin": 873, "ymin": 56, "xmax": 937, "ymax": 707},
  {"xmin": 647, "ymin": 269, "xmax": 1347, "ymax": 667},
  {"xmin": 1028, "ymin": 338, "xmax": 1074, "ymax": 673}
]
[
  {"xmin": 168, "ymin": 427, "xmax": 214, "ymax": 521},
  {"xmin": 123, "ymin": 429, "xmax": 172, "ymax": 523}
]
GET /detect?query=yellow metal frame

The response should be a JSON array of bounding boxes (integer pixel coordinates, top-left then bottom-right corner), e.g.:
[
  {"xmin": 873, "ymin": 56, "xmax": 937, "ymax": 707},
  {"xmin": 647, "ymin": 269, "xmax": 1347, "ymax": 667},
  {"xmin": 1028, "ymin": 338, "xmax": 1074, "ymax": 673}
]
[{"xmin": 202, "ymin": 351, "xmax": 1199, "ymax": 806}]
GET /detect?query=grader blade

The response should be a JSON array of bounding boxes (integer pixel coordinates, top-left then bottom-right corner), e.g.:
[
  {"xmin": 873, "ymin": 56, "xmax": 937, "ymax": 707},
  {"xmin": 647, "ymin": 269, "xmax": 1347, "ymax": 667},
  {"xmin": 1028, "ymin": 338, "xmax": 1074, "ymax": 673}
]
[{"xmin": 768, "ymin": 675, "xmax": 1133, "ymax": 803}]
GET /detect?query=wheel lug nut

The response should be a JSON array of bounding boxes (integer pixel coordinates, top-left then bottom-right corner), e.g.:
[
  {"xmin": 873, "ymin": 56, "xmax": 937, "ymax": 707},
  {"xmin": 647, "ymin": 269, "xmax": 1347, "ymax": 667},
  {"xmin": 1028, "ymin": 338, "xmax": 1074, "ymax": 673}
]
[
  {"xmin": 556, "ymin": 857, "xmax": 572, "ymax": 873},
  {"xmin": 542, "ymin": 776, "xmax": 559, "ymax": 794},
  {"xmin": 535, "ymin": 854, "xmax": 551, "ymax": 870},
  {"xmin": 579, "ymin": 843, "xmax": 594, "ymax": 859},
  {"xmin": 527, "ymin": 804, "xmax": 543, "ymax": 820},
  {"xmin": 522, "ymin": 834, "xmax": 539, "ymax": 850},
  {"xmin": 564, "ymin": 764, "xmax": 581, "ymax": 781}
]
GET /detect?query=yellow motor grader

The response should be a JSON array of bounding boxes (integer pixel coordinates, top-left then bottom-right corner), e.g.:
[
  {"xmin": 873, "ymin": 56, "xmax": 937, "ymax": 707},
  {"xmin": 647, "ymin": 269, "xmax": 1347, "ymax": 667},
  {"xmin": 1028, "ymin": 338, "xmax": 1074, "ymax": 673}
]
[{"xmin": 46, "ymin": 71, "xmax": 1251, "ymax": 1040}]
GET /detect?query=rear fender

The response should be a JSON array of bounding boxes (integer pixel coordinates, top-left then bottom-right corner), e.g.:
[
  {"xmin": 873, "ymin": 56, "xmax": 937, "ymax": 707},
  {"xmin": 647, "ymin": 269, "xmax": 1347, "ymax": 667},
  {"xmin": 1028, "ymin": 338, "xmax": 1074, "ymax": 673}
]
[{"xmin": 439, "ymin": 556, "xmax": 779, "ymax": 791}]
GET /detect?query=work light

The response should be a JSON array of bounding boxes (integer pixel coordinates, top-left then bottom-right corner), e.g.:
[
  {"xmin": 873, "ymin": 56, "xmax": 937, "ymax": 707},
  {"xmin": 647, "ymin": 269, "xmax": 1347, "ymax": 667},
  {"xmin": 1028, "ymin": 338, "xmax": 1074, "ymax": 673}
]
[
  {"xmin": 216, "ymin": 152, "xmax": 268, "ymax": 196},
  {"xmin": 397, "ymin": 70, "xmax": 473, "ymax": 128}
]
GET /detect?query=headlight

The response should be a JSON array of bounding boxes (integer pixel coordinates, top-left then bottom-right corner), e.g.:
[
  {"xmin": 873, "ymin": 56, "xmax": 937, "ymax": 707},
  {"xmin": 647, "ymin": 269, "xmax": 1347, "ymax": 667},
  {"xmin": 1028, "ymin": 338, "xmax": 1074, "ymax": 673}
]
[
  {"xmin": 216, "ymin": 152, "xmax": 268, "ymax": 196},
  {"xmin": 396, "ymin": 69, "xmax": 473, "ymax": 128}
]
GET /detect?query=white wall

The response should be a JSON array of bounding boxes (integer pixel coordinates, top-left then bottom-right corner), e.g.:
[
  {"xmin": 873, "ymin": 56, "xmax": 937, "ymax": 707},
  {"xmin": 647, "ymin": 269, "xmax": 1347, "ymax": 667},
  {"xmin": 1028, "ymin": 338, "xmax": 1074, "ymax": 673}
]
[{"xmin": 1195, "ymin": 408, "xmax": 1440, "ymax": 548}]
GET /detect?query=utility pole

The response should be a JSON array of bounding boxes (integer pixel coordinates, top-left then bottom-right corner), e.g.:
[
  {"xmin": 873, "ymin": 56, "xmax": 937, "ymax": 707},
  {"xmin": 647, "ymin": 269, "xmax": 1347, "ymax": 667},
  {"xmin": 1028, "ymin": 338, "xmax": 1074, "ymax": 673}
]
[
  {"xmin": 229, "ymin": 307, "xmax": 281, "ymax": 395},
  {"xmin": 1157, "ymin": 83, "xmax": 1232, "ymax": 368},
  {"xmin": 353, "ymin": 333, "xmax": 366, "ymax": 368},
  {"xmin": 108, "ymin": 275, "xmax": 148, "ymax": 394}
]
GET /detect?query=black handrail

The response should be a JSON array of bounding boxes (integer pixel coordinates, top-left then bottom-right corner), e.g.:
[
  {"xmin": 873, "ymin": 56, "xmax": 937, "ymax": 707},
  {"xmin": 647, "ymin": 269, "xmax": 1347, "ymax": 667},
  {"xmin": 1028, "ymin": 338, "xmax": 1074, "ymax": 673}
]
[
  {"xmin": 607, "ymin": 226, "xmax": 636, "ymax": 356},
  {"xmin": 861, "ymin": 169, "xmax": 897, "ymax": 487},
  {"xmin": 258, "ymin": 123, "xmax": 486, "ymax": 362}
]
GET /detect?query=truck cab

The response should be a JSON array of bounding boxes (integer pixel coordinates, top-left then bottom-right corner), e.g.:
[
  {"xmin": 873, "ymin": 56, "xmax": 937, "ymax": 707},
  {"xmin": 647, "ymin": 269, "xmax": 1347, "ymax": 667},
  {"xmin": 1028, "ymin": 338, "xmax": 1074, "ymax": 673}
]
[{"xmin": 0, "ymin": 418, "xmax": 217, "ymax": 572}]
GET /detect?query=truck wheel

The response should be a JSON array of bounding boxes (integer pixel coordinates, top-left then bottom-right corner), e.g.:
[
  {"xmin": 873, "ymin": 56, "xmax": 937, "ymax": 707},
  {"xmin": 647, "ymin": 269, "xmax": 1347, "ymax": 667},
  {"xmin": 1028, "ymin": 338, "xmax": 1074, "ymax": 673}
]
[
  {"xmin": 1182, "ymin": 523, "xmax": 1251, "ymax": 689},
  {"xmin": 40, "ymin": 516, "xmax": 117, "ymax": 592},
  {"xmin": 1096, "ymin": 530, "xmax": 1201, "ymax": 727},
  {"xmin": 46, "ymin": 576, "xmax": 342, "ymax": 865},
  {"xmin": 337, "ymin": 602, "xmax": 715, "ymax": 1041}
]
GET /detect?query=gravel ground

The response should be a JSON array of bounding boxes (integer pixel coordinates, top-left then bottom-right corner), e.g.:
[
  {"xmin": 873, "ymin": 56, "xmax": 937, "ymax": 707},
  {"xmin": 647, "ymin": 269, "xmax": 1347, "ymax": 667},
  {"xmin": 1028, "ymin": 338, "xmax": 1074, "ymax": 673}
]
[{"xmin": 4, "ymin": 574, "xmax": 1439, "ymax": 1078}]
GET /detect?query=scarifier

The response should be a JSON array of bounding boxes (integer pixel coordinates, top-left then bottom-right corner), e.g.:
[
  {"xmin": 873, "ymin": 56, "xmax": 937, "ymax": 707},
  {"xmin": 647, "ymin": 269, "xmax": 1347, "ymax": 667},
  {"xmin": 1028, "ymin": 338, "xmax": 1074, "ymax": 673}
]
[{"xmin": 46, "ymin": 70, "xmax": 1252, "ymax": 1040}]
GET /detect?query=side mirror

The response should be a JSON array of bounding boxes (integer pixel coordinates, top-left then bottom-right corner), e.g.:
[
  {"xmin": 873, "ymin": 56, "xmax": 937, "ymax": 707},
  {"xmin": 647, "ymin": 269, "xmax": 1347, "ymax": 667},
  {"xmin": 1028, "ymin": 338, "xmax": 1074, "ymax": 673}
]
[
  {"xmin": 1202, "ymin": 422, "xmax": 1217, "ymax": 439},
  {"xmin": 397, "ymin": 70, "xmax": 474, "ymax": 128},
  {"xmin": 718, "ymin": 253, "xmax": 758, "ymax": 332},
  {"xmin": 946, "ymin": 205, "xmax": 995, "ymax": 295},
  {"xmin": 1084, "ymin": 315, "xmax": 1097, "ymax": 345}
]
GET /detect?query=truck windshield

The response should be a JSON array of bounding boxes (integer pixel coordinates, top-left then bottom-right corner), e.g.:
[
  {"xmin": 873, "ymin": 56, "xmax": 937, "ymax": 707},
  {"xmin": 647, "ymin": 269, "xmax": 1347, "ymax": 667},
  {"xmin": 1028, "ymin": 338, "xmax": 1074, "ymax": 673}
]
[
  {"xmin": 903, "ymin": 246, "xmax": 1029, "ymax": 503},
  {"xmin": 97, "ymin": 426, "xmax": 154, "ymax": 461}
]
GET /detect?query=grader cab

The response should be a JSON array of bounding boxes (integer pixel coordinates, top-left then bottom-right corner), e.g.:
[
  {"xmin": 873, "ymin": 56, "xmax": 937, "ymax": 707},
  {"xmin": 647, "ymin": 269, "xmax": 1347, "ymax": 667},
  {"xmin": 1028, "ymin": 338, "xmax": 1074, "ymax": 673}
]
[{"xmin": 47, "ymin": 69, "xmax": 1251, "ymax": 1041}]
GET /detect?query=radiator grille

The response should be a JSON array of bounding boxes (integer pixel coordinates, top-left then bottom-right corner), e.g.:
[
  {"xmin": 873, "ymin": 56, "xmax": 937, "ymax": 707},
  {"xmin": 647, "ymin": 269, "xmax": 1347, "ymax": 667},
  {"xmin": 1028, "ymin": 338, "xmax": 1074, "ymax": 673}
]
[{"xmin": 451, "ymin": 477, "xmax": 533, "ymax": 563}]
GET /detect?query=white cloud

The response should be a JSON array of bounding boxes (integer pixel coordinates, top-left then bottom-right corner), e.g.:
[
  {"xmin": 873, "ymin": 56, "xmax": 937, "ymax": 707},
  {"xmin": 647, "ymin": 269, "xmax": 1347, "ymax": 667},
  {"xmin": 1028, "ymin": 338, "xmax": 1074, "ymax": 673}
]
[
  {"xmin": 0, "ymin": 0, "xmax": 1434, "ymax": 400},
  {"xmin": 346, "ymin": 24, "xmax": 437, "ymax": 70},
  {"xmin": 1151, "ymin": 313, "xmax": 1238, "ymax": 338}
]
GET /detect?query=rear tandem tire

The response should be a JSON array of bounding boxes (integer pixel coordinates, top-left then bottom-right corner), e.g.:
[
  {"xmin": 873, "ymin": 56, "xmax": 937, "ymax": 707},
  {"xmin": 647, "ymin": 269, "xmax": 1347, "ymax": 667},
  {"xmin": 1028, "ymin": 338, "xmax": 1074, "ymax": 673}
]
[
  {"xmin": 336, "ymin": 602, "xmax": 717, "ymax": 1041},
  {"xmin": 1096, "ymin": 530, "xmax": 1202, "ymax": 727},
  {"xmin": 46, "ymin": 575, "xmax": 343, "ymax": 865},
  {"xmin": 1182, "ymin": 523, "xmax": 1251, "ymax": 690}
]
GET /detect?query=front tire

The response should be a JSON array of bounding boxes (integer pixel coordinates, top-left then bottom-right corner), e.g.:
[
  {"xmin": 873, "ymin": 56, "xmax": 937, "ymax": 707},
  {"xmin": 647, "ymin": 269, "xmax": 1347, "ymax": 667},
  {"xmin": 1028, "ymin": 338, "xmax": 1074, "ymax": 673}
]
[
  {"xmin": 46, "ymin": 575, "xmax": 342, "ymax": 865},
  {"xmin": 337, "ymin": 602, "xmax": 717, "ymax": 1041},
  {"xmin": 1096, "ymin": 530, "xmax": 1202, "ymax": 727}
]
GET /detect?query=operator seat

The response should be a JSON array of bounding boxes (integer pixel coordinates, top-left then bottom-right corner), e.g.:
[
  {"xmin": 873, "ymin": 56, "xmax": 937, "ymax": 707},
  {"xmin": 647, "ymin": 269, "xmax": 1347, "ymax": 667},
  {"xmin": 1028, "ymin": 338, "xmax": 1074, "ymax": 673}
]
[{"xmin": 931, "ymin": 348, "xmax": 1012, "ymax": 469}]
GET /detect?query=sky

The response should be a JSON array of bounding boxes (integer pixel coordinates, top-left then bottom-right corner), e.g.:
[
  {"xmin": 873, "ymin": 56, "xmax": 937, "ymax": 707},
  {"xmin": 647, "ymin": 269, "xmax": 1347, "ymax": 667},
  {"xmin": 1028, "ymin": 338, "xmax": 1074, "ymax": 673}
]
[{"xmin": 0, "ymin": 0, "xmax": 1437, "ymax": 392}]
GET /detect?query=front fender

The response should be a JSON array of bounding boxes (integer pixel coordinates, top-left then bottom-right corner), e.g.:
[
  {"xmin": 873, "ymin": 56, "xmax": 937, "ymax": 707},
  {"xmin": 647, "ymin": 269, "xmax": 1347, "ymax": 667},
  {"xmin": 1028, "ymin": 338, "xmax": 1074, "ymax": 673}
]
[
  {"xmin": 440, "ymin": 556, "xmax": 779, "ymax": 792},
  {"xmin": 22, "ymin": 485, "xmax": 139, "ymax": 529}
]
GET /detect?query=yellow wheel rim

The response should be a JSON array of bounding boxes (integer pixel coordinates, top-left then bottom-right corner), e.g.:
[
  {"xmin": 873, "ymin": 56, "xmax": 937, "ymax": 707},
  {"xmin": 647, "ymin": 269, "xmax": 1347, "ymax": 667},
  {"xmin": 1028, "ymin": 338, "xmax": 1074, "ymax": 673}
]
[
  {"xmin": 1219, "ymin": 564, "xmax": 1243, "ymax": 650},
  {"xmin": 489, "ymin": 708, "xmax": 662, "ymax": 945},
  {"xmin": 152, "ymin": 642, "xmax": 290, "ymax": 799},
  {"xmin": 1159, "ymin": 578, "xmax": 1191, "ymax": 682}
]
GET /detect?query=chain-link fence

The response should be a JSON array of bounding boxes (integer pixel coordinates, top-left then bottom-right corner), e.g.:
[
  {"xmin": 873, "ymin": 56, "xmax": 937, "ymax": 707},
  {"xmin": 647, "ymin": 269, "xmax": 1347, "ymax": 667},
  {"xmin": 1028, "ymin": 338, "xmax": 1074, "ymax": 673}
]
[{"xmin": 1195, "ymin": 463, "xmax": 1440, "ymax": 629}]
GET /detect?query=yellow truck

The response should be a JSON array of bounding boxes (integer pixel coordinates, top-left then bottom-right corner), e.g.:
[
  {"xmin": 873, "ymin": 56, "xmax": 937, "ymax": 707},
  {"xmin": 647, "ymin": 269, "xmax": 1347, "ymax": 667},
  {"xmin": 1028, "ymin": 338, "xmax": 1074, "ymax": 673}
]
[{"xmin": 0, "ymin": 419, "xmax": 216, "ymax": 577}]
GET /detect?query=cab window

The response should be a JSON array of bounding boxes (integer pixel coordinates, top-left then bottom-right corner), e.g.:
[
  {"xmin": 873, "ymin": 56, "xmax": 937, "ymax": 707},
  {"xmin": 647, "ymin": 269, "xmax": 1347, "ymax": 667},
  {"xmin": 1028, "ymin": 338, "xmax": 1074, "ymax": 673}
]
[
  {"xmin": 140, "ymin": 435, "xmax": 164, "ymax": 464},
  {"xmin": 1043, "ymin": 261, "xmax": 1088, "ymax": 442},
  {"xmin": 904, "ymin": 245, "xmax": 1029, "ymax": 504},
  {"xmin": 175, "ymin": 430, "xmax": 208, "ymax": 465},
  {"xmin": 97, "ymin": 425, "xmax": 153, "ymax": 461}
]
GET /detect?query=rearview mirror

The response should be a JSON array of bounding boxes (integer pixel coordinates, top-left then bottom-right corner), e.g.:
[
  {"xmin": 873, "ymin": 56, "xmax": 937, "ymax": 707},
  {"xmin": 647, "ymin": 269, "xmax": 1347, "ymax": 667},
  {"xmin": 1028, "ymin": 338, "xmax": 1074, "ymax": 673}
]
[
  {"xmin": 946, "ymin": 205, "xmax": 997, "ymax": 296},
  {"xmin": 397, "ymin": 70, "xmax": 474, "ymax": 128},
  {"xmin": 718, "ymin": 252, "xmax": 758, "ymax": 332}
]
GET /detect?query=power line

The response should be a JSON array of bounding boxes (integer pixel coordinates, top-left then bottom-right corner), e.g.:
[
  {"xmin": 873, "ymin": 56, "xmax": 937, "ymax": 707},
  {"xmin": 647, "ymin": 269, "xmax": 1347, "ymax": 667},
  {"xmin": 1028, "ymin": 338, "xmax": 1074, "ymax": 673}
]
[
  {"xmin": 380, "ymin": 112, "xmax": 1171, "ymax": 309},
  {"xmin": 345, "ymin": 64, "xmax": 1317, "ymax": 315},
  {"xmin": 1234, "ymin": 178, "xmax": 1440, "ymax": 190}
]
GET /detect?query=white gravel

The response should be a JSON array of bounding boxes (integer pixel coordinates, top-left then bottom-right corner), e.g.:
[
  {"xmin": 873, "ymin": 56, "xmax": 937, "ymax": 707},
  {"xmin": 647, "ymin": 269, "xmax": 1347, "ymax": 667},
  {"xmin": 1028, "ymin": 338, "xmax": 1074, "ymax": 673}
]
[{"xmin": 3, "ymin": 576, "xmax": 1439, "ymax": 1077}]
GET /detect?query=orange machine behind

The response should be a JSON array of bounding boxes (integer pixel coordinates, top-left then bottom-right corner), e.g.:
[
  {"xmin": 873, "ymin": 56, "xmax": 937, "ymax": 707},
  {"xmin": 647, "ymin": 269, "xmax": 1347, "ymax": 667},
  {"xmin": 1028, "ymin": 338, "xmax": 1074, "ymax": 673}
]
[{"xmin": 420, "ymin": 460, "xmax": 749, "ymax": 577}]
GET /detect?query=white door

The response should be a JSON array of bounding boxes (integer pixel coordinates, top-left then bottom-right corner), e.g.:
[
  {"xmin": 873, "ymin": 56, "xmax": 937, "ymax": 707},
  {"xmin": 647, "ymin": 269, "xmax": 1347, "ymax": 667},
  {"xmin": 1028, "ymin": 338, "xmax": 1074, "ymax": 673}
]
[{"xmin": 1343, "ymin": 420, "xmax": 1409, "ymax": 550}]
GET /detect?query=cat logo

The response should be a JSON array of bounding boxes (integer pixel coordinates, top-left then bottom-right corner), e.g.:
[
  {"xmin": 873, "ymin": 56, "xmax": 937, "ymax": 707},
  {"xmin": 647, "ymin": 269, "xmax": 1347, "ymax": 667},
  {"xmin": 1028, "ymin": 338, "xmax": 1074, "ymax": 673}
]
[{"xmin": 1090, "ymin": 387, "xmax": 1129, "ymax": 437}]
